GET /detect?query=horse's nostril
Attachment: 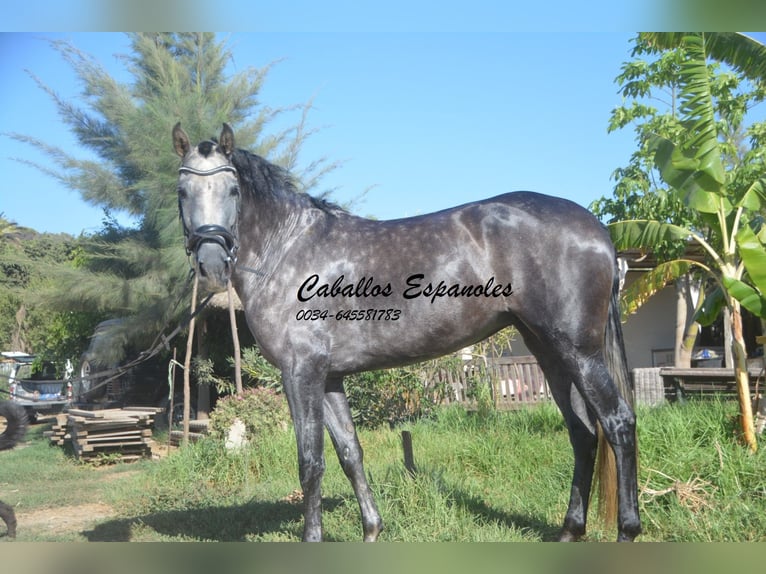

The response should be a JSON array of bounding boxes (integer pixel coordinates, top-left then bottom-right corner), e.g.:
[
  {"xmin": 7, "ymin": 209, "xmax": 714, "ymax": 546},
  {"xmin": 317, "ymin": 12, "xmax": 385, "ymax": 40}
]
[{"xmin": 196, "ymin": 247, "xmax": 231, "ymax": 289}]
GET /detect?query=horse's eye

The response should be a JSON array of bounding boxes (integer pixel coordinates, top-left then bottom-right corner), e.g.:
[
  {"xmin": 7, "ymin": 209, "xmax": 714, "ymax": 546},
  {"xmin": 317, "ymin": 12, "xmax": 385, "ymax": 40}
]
[
  {"xmin": 177, "ymin": 187, "xmax": 188, "ymax": 200},
  {"xmin": 230, "ymin": 186, "xmax": 240, "ymax": 198}
]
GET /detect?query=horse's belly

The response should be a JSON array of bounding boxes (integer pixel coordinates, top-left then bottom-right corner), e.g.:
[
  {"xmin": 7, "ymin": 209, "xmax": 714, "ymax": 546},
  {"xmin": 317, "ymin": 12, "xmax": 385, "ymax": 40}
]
[{"xmin": 324, "ymin": 303, "xmax": 511, "ymax": 374}]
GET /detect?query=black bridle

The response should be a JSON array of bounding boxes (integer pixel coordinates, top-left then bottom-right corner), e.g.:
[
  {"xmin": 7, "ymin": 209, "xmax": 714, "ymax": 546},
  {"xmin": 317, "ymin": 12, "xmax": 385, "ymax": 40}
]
[{"xmin": 178, "ymin": 163, "xmax": 240, "ymax": 265}]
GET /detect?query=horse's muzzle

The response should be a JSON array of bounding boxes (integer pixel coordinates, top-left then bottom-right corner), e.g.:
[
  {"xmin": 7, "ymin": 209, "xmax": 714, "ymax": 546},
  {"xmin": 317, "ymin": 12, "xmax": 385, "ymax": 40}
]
[
  {"xmin": 194, "ymin": 242, "xmax": 233, "ymax": 292},
  {"xmin": 188, "ymin": 225, "xmax": 238, "ymax": 293}
]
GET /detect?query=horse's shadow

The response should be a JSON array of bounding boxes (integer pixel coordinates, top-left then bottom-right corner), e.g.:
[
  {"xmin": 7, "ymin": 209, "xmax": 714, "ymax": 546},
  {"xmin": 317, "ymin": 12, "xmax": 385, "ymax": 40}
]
[
  {"xmin": 449, "ymin": 489, "xmax": 562, "ymax": 541},
  {"xmin": 84, "ymin": 485, "xmax": 560, "ymax": 542},
  {"xmin": 84, "ymin": 498, "xmax": 339, "ymax": 542}
]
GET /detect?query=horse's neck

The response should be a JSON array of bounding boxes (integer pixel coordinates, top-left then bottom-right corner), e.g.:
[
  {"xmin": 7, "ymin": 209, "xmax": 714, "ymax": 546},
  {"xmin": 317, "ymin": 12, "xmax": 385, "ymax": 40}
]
[{"xmin": 239, "ymin": 190, "xmax": 320, "ymax": 274}]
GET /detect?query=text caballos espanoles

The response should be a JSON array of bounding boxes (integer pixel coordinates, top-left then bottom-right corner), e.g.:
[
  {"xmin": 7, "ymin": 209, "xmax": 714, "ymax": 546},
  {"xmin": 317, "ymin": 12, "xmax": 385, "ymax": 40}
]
[{"xmin": 297, "ymin": 273, "xmax": 513, "ymax": 304}]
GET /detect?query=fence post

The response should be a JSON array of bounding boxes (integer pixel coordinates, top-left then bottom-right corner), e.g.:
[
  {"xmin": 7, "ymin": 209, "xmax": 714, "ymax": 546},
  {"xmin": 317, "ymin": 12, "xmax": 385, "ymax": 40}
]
[{"xmin": 401, "ymin": 430, "xmax": 416, "ymax": 477}]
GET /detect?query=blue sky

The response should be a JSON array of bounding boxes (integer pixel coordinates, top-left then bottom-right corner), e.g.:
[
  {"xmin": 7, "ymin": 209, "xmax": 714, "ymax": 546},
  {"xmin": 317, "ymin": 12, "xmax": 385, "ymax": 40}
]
[{"xmin": 1, "ymin": 31, "xmax": 765, "ymax": 235}]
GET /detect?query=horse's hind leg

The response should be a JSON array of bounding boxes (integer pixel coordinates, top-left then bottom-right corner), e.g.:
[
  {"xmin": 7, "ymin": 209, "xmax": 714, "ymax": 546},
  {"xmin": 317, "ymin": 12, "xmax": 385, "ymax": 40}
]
[
  {"xmin": 324, "ymin": 378, "xmax": 383, "ymax": 541},
  {"xmin": 522, "ymin": 320, "xmax": 639, "ymax": 542},
  {"xmin": 543, "ymin": 346, "xmax": 639, "ymax": 542},
  {"xmin": 574, "ymin": 356, "xmax": 640, "ymax": 541},
  {"xmin": 535, "ymin": 359, "xmax": 599, "ymax": 541}
]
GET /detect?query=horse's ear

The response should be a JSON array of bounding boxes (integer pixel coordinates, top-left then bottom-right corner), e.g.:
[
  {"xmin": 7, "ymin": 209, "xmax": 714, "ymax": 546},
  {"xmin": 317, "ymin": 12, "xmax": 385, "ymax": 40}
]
[
  {"xmin": 220, "ymin": 123, "xmax": 235, "ymax": 157},
  {"xmin": 172, "ymin": 122, "xmax": 190, "ymax": 157}
]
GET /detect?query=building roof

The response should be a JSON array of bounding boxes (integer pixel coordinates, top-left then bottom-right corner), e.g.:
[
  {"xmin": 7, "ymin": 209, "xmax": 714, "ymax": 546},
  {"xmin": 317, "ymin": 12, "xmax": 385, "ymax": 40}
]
[{"xmin": 618, "ymin": 242, "xmax": 707, "ymax": 271}]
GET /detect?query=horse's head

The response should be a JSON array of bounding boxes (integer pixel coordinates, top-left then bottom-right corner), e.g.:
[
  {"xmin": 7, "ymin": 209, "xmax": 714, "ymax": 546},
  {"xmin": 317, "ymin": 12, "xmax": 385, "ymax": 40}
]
[{"xmin": 173, "ymin": 122, "xmax": 241, "ymax": 293}]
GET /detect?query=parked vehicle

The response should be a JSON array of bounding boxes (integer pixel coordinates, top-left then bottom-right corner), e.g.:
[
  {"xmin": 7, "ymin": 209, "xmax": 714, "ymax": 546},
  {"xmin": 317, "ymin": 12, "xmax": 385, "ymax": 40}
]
[
  {"xmin": 0, "ymin": 352, "xmax": 75, "ymax": 422},
  {"xmin": 1, "ymin": 319, "xmax": 204, "ymax": 427}
]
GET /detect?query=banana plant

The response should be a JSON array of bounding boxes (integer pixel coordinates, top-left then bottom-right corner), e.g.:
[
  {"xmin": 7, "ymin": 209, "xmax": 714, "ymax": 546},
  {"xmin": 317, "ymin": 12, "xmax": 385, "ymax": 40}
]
[{"xmin": 609, "ymin": 33, "xmax": 766, "ymax": 452}]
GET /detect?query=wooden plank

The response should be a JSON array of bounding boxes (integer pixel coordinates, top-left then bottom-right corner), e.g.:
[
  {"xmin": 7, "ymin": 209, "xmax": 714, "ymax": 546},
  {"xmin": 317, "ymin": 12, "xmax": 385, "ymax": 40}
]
[
  {"xmin": 72, "ymin": 430, "xmax": 151, "ymax": 441},
  {"xmin": 401, "ymin": 430, "xmax": 416, "ymax": 476},
  {"xmin": 67, "ymin": 409, "xmax": 105, "ymax": 418},
  {"xmin": 659, "ymin": 366, "xmax": 763, "ymax": 380},
  {"xmin": 122, "ymin": 406, "xmax": 165, "ymax": 414},
  {"xmin": 71, "ymin": 418, "xmax": 153, "ymax": 429},
  {"xmin": 75, "ymin": 440, "xmax": 149, "ymax": 452}
]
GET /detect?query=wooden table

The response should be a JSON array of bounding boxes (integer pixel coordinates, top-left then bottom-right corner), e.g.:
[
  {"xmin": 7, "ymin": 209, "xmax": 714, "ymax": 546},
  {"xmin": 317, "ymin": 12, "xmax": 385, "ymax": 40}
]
[{"xmin": 659, "ymin": 366, "xmax": 765, "ymax": 403}]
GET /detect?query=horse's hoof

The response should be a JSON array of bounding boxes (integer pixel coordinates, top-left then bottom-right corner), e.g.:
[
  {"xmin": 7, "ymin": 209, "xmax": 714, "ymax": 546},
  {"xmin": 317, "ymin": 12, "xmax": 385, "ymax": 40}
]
[
  {"xmin": 363, "ymin": 519, "xmax": 383, "ymax": 542},
  {"xmin": 557, "ymin": 528, "xmax": 583, "ymax": 542}
]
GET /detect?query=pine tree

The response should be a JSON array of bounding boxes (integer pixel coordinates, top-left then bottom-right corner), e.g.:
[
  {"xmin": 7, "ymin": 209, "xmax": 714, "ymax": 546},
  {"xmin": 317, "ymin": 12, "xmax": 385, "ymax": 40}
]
[{"xmin": 10, "ymin": 33, "xmax": 336, "ymax": 359}]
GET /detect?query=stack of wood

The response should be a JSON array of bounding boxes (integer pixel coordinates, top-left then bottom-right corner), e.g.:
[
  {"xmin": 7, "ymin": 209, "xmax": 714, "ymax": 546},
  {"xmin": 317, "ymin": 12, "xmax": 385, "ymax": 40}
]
[{"xmin": 45, "ymin": 407, "xmax": 163, "ymax": 462}]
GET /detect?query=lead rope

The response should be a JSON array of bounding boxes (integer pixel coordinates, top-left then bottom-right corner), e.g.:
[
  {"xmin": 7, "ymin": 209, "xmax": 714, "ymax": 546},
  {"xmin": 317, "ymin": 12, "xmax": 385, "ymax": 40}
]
[
  {"xmin": 182, "ymin": 274, "xmax": 199, "ymax": 446},
  {"xmin": 179, "ymin": 275, "xmax": 244, "ymax": 446},
  {"xmin": 228, "ymin": 280, "xmax": 244, "ymax": 397}
]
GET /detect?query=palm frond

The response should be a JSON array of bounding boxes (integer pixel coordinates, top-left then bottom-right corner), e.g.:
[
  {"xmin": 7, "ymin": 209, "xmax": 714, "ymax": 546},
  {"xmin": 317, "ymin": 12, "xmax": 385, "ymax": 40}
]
[
  {"xmin": 608, "ymin": 219, "xmax": 691, "ymax": 251},
  {"xmin": 620, "ymin": 259, "xmax": 702, "ymax": 319}
]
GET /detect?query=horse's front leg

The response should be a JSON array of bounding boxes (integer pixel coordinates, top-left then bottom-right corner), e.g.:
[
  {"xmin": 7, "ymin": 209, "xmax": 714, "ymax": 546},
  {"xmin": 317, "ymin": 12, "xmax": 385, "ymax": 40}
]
[
  {"xmin": 0, "ymin": 501, "xmax": 17, "ymax": 539},
  {"xmin": 324, "ymin": 378, "xmax": 383, "ymax": 541},
  {"xmin": 282, "ymin": 367, "xmax": 327, "ymax": 542}
]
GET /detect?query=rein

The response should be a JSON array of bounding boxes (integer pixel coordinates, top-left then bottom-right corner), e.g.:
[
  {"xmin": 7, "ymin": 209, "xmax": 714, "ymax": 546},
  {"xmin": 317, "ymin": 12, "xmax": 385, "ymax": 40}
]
[
  {"xmin": 176, "ymin": 276, "xmax": 243, "ymax": 445},
  {"xmin": 175, "ymin": 160, "xmax": 246, "ymax": 443}
]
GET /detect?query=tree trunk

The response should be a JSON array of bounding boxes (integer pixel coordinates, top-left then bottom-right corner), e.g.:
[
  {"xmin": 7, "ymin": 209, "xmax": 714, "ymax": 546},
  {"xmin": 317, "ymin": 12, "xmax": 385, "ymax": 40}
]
[
  {"xmin": 11, "ymin": 303, "xmax": 27, "ymax": 352},
  {"xmin": 731, "ymin": 301, "xmax": 757, "ymax": 451},
  {"xmin": 675, "ymin": 275, "xmax": 701, "ymax": 368},
  {"xmin": 723, "ymin": 306, "xmax": 734, "ymax": 368},
  {"xmin": 675, "ymin": 278, "xmax": 688, "ymax": 367}
]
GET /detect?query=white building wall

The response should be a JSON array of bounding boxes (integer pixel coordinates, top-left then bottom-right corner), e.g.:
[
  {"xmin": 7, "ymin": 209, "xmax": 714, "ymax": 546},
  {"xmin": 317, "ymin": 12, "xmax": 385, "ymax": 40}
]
[{"xmin": 620, "ymin": 274, "xmax": 677, "ymax": 370}]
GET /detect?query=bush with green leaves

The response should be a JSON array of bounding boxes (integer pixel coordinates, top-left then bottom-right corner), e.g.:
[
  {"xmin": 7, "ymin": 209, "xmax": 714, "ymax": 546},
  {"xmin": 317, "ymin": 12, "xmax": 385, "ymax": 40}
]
[
  {"xmin": 208, "ymin": 386, "xmax": 290, "ymax": 441},
  {"xmin": 344, "ymin": 365, "xmax": 449, "ymax": 429},
  {"xmin": 238, "ymin": 346, "xmax": 281, "ymax": 390}
]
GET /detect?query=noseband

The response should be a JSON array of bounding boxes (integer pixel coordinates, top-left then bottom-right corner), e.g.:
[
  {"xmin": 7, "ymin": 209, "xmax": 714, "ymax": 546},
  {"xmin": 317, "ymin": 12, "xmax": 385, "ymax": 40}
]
[{"xmin": 178, "ymin": 163, "xmax": 240, "ymax": 265}]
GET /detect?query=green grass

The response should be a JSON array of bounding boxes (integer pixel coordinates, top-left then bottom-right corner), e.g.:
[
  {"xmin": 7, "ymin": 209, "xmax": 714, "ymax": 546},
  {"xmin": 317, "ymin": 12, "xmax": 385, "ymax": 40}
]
[
  {"xmin": 1, "ymin": 400, "xmax": 765, "ymax": 541},
  {"xmin": 635, "ymin": 399, "xmax": 766, "ymax": 541},
  {"xmin": 0, "ymin": 426, "xmax": 139, "ymax": 509}
]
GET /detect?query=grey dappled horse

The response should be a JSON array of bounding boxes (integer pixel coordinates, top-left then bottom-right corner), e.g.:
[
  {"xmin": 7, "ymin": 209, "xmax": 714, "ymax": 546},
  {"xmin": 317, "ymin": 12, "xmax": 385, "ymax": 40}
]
[{"xmin": 172, "ymin": 123, "xmax": 640, "ymax": 542}]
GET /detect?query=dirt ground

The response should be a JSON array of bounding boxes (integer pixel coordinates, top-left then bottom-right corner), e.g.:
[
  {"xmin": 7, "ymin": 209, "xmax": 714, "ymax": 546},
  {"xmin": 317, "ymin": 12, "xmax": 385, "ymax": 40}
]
[{"xmin": 15, "ymin": 502, "xmax": 117, "ymax": 538}]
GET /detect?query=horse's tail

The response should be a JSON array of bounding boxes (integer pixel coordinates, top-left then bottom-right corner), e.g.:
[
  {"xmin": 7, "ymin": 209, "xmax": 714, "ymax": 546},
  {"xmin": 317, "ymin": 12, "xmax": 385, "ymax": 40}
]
[
  {"xmin": 596, "ymin": 261, "xmax": 634, "ymax": 527},
  {"xmin": 0, "ymin": 401, "xmax": 28, "ymax": 452}
]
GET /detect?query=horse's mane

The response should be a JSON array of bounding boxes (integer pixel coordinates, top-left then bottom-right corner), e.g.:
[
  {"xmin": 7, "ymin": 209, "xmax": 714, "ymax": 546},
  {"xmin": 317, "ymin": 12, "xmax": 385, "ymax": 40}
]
[{"xmin": 231, "ymin": 149, "xmax": 348, "ymax": 216}]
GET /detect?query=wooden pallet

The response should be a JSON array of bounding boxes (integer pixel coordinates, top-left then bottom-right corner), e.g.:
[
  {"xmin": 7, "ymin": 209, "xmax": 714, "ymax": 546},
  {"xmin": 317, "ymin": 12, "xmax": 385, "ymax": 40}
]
[
  {"xmin": 44, "ymin": 413, "xmax": 70, "ymax": 446},
  {"xmin": 45, "ymin": 407, "xmax": 164, "ymax": 463}
]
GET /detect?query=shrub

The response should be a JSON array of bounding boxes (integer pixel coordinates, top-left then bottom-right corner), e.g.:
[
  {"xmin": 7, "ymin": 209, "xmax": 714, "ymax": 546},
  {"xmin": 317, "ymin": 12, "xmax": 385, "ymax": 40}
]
[
  {"xmin": 345, "ymin": 366, "xmax": 448, "ymax": 429},
  {"xmin": 193, "ymin": 345, "xmax": 282, "ymax": 397},
  {"xmin": 208, "ymin": 387, "xmax": 290, "ymax": 441},
  {"xmin": 237, "ymin": 346, "xmax": 281, "ymax": 390}
]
